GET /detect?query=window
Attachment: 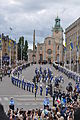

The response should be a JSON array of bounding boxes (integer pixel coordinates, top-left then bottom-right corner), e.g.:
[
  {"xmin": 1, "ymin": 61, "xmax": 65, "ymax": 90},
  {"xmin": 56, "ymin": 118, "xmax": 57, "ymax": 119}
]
[
  {"xmin": 5, "ymin": 43, "xmax": 6, "ymax": 46},
  {"xmin": 48, "ymin": 40, "xmax": 51, "ymax": 45},
  {"xmin": 47, "ymin": 49, "xmax": 52, "ymax": 54},
  {"xmin": 40, "ymin": 47, "xmax": 42, "ymax": 50},
  {"xmin": 57, "ymin": 45, "xmax": 59, "ymax": 50}
]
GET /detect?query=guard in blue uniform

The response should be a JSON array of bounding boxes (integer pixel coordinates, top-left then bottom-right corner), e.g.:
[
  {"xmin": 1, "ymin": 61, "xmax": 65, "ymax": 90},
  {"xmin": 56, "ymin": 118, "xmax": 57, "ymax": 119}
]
[
  {"xmin": 29, "ymin": 82, "xmax": 31, "ymax": 92},
  {"xmin": 35, "ymin": 68, "xmax": 38, "ymax": 75},
  {"xmin": 19, "ymin": 80, "xmax": 21, "ymax": 88},
  {"xmin": 27, "ymin": 82, "xmax": 29, "ymax": 91},
  {"xmin": 11, "ymin": 77, "xmax": 14, "ymax": 84},
  {"xmin": 17, "ymin": 79, "xmax": 19, "ymax": 87},
  {"xmin": 33, "ymin": 76, "xmax": 36, "ymax": 83},
  {"xmin": 23, "ymin": 82, "xmax": 26, "ymax": 90},
  {"xmin": 18, "ymin": 71, "xmax": 19, "ymax": 79},
  {"xmin": 14, "ymin": 78, "xmax": 17, "ymax": 86},
  {"xmin": 46, "ymin": 86, "xmax": 48, "ymax": 96},
  {"xmin": 32, "ymin": 83, "xmax": 34, "ymax": 93},
  {"xmin": 22, "ymin": 79, "xmax": 24, "ymax": 89},
  {"xmin": 40, "ymin": 66, "xmax": 42, "ymax": 74},
  {"xmin": 36, "ymin": 84, "xmax": 38, "ymax": 93},
  {"xmin": 40, "ymin": 84, "xmax": 43, "ymax": 96}
]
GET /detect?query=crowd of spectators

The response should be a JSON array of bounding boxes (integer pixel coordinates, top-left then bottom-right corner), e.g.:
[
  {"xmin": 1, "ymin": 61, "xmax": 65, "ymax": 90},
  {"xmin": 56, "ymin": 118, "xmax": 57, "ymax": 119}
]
[
  {"xmin": 0, "ymin": 98, "xmax": 80, "ymax": 120},
  {"xmin": 0, "ymin": 87, "xmax": 80, "ymax": 120}
]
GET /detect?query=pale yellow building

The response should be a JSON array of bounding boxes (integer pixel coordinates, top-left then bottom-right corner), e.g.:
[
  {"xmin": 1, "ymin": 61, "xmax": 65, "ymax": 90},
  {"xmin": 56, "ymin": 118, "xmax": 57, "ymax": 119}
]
[
  {"xmin": 0, "ymin": 33, "xmax": 17, "ymax": 67},
  {"xmin": 65, "ymin": 17, "xmax": 80, "ymax": 72}
]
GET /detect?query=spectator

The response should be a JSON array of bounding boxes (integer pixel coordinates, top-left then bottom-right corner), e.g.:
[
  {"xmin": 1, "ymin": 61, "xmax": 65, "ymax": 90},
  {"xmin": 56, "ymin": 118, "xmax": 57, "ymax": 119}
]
[{"xmin": 0, "ymin": 104, "xmax": 9, "ymax": 120}]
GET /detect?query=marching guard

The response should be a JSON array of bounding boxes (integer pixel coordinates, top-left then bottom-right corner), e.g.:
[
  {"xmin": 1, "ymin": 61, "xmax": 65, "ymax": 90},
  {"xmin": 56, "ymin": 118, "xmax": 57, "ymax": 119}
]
[{"xmin": 40, "ymin": 84, "xmax": 43, "ymax": 96}]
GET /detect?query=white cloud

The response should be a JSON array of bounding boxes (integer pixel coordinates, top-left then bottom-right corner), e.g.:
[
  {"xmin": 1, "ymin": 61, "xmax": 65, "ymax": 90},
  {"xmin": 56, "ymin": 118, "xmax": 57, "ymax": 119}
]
[{"xmin": 0, "ymin": 0, "xmax": 80, "ymax": 49}]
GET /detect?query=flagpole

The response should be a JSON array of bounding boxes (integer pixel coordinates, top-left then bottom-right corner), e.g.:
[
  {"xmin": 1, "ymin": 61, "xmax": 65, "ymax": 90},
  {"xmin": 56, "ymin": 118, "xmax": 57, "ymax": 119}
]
[
  {"xmin": 70, "ymin": 48, "xmax": 71, "ymax": 71},
  {"xmin": 1, "ymin": 34, "xmax": 2, "ymax": 69},
  {"xmin": 9, "ymin": 27, "xmax": 12, "ymax": 67},
  {"xmin": 59, "ymin": 46, "xmax": 60, "ymax": 65},
  {"xmin": 21, "ymin": 39, "xmax": 22, "ymax": 63},
  {"xmin": 10, "ymin": 47, "xmax": 11, "ymax": 67},
  {"xmin": 64, "ymin": 50, "xmax": 66, "ymax": 68},
  {"xmin": 1, "ymin": 50, "xmax": 2, "ymax": 69},
  {"xmin": 77, "ymin": 50, "xmax": 79, "ymax": 73},
  {"xmin": 16, "ymin": 42, "xmax": 17, "ymax": 65},
  {"xmin": 76, "ymin": 21, "xmax": 79, "ymax": 73}
]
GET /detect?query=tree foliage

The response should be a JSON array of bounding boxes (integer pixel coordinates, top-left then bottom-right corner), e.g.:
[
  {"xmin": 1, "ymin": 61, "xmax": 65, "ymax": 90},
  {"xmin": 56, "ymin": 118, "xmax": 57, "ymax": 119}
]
[{"xmin": 18, "ymin": 36, "xmax": 28, "ymax": 61}]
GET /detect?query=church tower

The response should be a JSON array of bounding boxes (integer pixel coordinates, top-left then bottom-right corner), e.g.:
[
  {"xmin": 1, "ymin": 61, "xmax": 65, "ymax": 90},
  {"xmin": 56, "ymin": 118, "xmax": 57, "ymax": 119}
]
[{"xmin": 52, "ymin": 16, "xmax": 63, "ymax": 64}]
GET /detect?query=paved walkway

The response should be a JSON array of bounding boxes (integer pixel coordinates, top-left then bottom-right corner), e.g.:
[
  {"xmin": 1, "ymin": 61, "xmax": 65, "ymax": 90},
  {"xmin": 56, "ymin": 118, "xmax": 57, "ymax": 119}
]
[{"xmin": 0, "ymin": 64, "xmax": 76, "ymax": 112}]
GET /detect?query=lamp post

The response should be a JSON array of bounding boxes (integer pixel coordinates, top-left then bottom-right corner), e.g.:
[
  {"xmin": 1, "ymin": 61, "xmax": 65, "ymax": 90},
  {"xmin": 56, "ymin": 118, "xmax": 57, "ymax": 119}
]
[
  {"xmin": 0, "ymin": 34, "xmax": 2, "ymax": 69},
  {"xmin": 77, "ymin": 51, "xmax": 79, "ymax": 73},
  {"xmin": 9, "ymin": 27, "xmax": 13, "ymax": 67}
]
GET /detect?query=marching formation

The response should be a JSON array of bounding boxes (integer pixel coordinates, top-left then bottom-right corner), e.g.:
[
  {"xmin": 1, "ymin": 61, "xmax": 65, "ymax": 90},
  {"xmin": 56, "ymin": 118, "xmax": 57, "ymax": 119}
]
[
  {"xmin": 53, "ymin": 63, "xmax": 80, "ymax": 83},
  {"xmin": 11, "ymin": 64, "xmax": 65, "ymax": 98}
]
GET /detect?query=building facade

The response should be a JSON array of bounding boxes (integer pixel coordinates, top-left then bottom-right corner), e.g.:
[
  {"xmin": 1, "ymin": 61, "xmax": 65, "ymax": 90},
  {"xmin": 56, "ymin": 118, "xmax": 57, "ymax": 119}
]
[
  {"xmin": 0, "ymin": 33, "xmax": 17, "ymax": 67},
  {"xmin": 28, "ymin": 16, "xmax": 64, "ymax": 64},
  {"xmin": 65, "ymin": 17, "xmax": 80, "ymax": 72}
]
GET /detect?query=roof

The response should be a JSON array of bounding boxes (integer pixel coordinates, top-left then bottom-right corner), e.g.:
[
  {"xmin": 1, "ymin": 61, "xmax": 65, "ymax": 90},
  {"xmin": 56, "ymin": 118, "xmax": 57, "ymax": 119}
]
[{"xmin": 65, "ymin": 17, "xmax": 80, "ymax": 33}]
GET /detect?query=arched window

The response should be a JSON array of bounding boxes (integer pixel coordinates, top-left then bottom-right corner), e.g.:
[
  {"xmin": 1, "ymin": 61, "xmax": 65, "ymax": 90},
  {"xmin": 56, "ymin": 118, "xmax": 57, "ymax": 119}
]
[
  {"xmin": 57, "ymin": 45, "xmax": 59, "ymax": 50},
  {"xmin": 47, "ymin": 49, "xmax": 52, "ymax": 54},
  {"xmin": 48, "ymin": 40, "xmax": 51, "ymax": 45}
]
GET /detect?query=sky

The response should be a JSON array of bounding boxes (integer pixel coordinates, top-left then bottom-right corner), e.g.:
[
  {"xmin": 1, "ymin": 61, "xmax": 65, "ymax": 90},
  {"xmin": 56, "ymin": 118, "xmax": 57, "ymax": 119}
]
[{"xmin": 0, "ymin": 0, "xmax": 80, "ymax": 49}]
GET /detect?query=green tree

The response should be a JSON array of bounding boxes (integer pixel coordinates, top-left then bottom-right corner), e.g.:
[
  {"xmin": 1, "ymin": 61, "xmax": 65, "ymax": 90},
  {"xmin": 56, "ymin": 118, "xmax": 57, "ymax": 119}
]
[
  {"xmin": 23, "ymin": 40, "xmax": 28, "ymax": 61},
  {"xmin": 18, "ymin": 36, "xmax": 28, "ymax": 61},
  {"xmin": 18, "ymin": 36, "xmax": 24, "ymax": 60}
]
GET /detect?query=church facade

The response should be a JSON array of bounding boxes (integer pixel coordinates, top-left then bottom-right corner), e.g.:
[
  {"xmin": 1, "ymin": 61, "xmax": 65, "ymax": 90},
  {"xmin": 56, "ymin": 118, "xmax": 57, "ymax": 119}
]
[{"xmin": 28, "ymin": 16, "xmax": 64, "ymax": 64}]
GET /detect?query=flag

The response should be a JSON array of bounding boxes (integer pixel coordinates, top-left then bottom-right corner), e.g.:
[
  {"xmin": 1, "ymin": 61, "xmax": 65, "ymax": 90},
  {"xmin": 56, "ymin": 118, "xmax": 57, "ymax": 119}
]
[
  {"xmin": 8, "ymin": 39, "xmax": 11, "ymax": 51},
  {"xmin": 64, "ymin": 38, "xmax": 67, "ymax": 52},
  {"xmin": 76, "ymin": 36, "xmax": 79, "ymax": 51},
  {"xmin": 64, "ymin": 46, "xmax": 66, "ymax": 53},
  {"xmin": 10, "ymin": 27, "xmax": 12, "ymax": 31},
  {"xmin": 0, "ymin": 34, "xmax": 2, "ymax": 50},
  {"xmin": 13, "ymin": 39, "xmax": 16, "ymax": 48},
  {"xmin": 65, "ymin": 38, "xmax": 66, "ymax": 48},
  {"xmin": 70, "ymin": 40, "xmax": 73, "ymax": 50}
]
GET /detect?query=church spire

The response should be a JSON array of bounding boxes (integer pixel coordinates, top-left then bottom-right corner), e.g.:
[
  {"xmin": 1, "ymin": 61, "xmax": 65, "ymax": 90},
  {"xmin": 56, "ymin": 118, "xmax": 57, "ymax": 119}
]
[
  {"xmin": 55, "ymin": 16, "xmax": 60, "ymax": 28},
  {"xmin": 52, "ymin": 16, "xmax": 63, "ymax": 33}
]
